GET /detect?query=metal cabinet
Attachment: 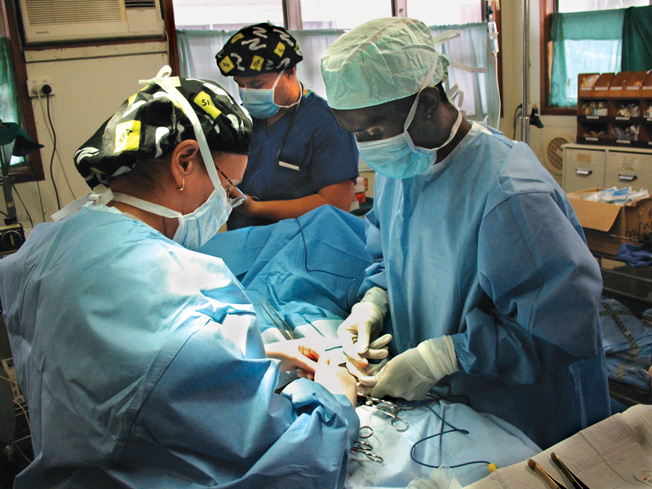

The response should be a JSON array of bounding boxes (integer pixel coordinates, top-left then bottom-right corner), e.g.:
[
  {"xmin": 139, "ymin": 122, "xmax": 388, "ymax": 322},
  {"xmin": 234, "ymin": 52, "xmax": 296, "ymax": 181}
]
[
  {"xmin": 604, "ymin": 150, "xmax": 652, "ymax": 189},
  {"xmin": 562, "ymin": 145, "xmax": 606, "ymax": 192},
  {"xmin": 563, "ymin": 144, "xmax": 652, "ymax": 192}
]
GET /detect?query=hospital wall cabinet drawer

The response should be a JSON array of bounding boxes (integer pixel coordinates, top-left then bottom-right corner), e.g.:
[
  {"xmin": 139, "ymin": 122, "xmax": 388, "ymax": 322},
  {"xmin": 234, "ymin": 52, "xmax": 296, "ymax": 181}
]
[
  {"xmin": 562, "ymin": 146, "xmax": 606, "ymax": 192},
  {"xmin": 605, "ymin": 151, "xmax": 652, "ymax": 189},
  {"xmin": 562, "ymin": 144, "xmax": 652, "ymax": 192}
]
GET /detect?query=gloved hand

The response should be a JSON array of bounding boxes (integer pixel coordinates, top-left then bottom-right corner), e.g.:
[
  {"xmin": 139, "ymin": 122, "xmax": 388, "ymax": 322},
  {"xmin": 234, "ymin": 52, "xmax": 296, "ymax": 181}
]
[
  {"xmin": 337, "ymin": 287, "xmax": 392, "ymax": 370},
  {"xmin": 361, "ymin": 336, "xmax": 458, "ymax": 401}
]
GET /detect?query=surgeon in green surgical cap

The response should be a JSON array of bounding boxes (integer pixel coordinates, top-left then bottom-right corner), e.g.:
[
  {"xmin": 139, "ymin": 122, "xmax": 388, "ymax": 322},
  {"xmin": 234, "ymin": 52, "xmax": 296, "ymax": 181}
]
[{"xmin": 321, "ymin": 17, "xmax": 611, "ymax": 449}]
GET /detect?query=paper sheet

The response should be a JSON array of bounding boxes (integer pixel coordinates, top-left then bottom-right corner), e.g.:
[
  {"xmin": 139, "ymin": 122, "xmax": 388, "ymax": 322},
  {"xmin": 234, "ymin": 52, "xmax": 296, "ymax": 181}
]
[{"xmin": 464, "ymin": 404, "xmax": 652, "ymax": 489}]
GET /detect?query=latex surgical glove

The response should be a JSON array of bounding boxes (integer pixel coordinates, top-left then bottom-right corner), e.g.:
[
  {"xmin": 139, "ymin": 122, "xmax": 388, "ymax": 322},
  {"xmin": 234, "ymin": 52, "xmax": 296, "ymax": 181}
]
[
  {"xmin": 264, "ymin": 339, "xmax": 320, "ymax": 380},
  {"xmin": 314, "ymin": 355, "xmax": 358, "ymax": 406},
  {"xmin": 364, "ymin": 336, "xmax": 458, "ymax": 401},
  {"xmin": 337, "ymin": 287, "xmax": 392, "ymax": 370}
]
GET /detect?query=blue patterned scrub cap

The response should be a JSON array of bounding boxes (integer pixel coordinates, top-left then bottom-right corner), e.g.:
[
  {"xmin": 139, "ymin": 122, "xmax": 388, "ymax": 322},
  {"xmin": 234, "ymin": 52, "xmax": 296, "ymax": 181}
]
[
  {"xmin": 74, "ymin": 74, "xmax": 252, "ymax": 189},
  {"xmin": 321, "ymin": 17, "xmax": 449, "ymax": 110}
]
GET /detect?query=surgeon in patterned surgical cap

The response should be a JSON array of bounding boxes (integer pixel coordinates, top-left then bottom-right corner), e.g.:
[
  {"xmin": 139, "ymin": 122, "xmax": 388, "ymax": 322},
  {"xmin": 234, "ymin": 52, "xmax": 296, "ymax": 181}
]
[
  {"xmin": 215, "ymin": 22, "xmax": 359, "ymax": 230},
  {"xmin": 0, "ymin": 66, "xmax": 358, "ymax": 489}
]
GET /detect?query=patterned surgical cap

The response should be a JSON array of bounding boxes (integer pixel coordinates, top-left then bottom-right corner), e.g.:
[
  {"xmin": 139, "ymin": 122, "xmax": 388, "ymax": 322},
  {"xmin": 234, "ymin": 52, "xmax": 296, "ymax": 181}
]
[
  {"xmin": 216, "ymin": 22, "xmax": 303, "ymax": 77},
  {"xmin": 74, "ymin": 76, "xmax": 252, "ymax": 189}
]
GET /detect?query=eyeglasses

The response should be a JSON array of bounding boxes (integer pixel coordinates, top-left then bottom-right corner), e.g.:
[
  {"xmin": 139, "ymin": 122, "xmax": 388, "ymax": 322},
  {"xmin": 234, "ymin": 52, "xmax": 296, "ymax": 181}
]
[{"xmin": 216, "ymin": 167, "xmax": 247, "ymax": 208}]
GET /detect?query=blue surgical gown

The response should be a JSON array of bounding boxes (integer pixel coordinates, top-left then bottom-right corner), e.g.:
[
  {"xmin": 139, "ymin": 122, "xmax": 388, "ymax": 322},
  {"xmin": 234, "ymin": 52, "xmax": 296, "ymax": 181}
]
[
  {"xmin": 227, "ymin": 89, "xmax": 359, "ymax": 230},
  {"xmin": 362, "ymin": 122, "xmax": 611, "ymax": 449},
  {"xmin": 0, "ymin": 205, "xmax": 358, "ymax": 488}
]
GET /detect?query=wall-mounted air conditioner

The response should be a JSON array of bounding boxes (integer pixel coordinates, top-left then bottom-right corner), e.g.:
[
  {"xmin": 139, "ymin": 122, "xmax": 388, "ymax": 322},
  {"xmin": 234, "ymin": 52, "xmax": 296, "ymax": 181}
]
[{"xmin": 18, "ymin": 0, "xmax": 164, "ymax": 45}]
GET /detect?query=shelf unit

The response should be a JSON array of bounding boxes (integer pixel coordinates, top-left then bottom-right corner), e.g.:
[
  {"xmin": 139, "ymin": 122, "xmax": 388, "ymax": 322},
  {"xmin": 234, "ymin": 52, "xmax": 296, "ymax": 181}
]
[{"xmin": 577, "ymin": 71, "xmax": 652, "ymax": 149}]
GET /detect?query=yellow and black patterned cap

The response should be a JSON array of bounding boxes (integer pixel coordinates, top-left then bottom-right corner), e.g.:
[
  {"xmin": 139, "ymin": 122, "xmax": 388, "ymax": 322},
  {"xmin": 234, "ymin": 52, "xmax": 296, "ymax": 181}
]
[
  {"xmin": 74, "ymin": 77, "xmax": 252, "ymax": 189},
  {"xmin": 216, "ymin": 22, "xmax": 303, "ymax": 77}
]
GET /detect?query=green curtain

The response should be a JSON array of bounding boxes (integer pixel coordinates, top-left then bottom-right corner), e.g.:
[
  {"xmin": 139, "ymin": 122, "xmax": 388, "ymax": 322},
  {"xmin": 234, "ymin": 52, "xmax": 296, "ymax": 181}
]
[
  {"xmin": 622, "ymin": 6, "xmax": 652, "ymax": 71},
  {"xmin": 0, "ymin": 37, "xmax": 23, "ymax": 166},
  {"xmin": 549, "ymin": 9, "xmax": 624, "ymax": 107}
]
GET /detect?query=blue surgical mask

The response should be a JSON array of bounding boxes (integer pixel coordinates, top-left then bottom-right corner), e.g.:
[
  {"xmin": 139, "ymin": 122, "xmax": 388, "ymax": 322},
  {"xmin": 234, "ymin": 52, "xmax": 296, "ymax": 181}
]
[
  {"xmin": 357, "ymin": 95, "xmax": 463, "ymax": 179},
  {"xmin": 110, "ymin": 185, "xmax": 232, "ymax": 251},
  {"xmin": 238, "ymin": 71, "xmax": 297, "ymax": 119}
]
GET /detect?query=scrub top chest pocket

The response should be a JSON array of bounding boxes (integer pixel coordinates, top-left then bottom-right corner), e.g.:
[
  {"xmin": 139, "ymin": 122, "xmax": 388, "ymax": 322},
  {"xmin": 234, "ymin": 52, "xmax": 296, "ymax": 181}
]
[{"xmin": 274, "ymin": 137, "xmax": 315, "ymax": 199}]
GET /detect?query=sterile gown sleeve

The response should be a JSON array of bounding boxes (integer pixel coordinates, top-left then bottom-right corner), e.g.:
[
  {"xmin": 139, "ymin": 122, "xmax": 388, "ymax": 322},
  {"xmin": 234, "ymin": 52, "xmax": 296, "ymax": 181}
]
[
  {"xmin": 113, "ymin": 319, "xmax": 359, "ymax": 488},
  {"xmin": 0, "ymin": 207, "xmax": 359, "ymax": 489},
  {"xmin": 452, "ymin": 190, "xmax": 602, "ymax": 383}
]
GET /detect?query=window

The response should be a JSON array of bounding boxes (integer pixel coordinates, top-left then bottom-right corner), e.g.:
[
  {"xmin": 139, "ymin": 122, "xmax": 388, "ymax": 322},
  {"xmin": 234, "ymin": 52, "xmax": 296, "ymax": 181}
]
[
  {"xmin": 172, "ymin": 0, "xmax": 284, "ymax": 31},
  {"xmin": 170, "ymin": 0, "xmax": 501, "ymax": 125},
  {"xmin": 0, "ymin": 0, "xmax": 43, "ymax": 183},
  {"xmin": 298, "ymin": 0, "xmax": 391, "ymax": 29},
  {"xmin": 407, "ymin": 0, "xmax": 482, "ymax": 25},
  {"xmin": 0, "ymin": 38, "xmax": 23, "ymax": 168},
  {"xmin": 541, "ymin": 0, "xmax": 651, "ymax": 115},
  {"xmin": 558, "ymin": 0, "xmax": 648, "ymax": 12}
]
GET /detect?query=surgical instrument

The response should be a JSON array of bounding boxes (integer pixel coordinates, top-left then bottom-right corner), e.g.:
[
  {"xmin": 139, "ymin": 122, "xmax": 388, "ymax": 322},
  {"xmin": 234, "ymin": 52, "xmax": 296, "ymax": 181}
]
[
  {"xmin": 351, "ymin": 440, "xmax": 383, "ymax": 463},
  {"xmin": 358, "ymin": 426, "xmax": 374, "ymax": 439},
  {"xmin": 360, "ymin": 395, "xmax": 409, "ymax": 432},
  {"xmin": 528, "ymin": 458, "xmax": 569, "ymax": 489},
  {"xmin": 551, "ymin": 453, "xmax": 591, "ymax": 489},
  {"xmin": 259, "ymin": 302, "xmax": 298, "ymax": 340}
]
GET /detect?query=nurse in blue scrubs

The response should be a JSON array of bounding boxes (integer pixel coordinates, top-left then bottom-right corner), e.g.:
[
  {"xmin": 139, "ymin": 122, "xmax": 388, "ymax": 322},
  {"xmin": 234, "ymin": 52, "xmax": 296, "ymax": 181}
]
[
  {"xmin": 215, "ymin": 23, "xmax": 360, "ymax": 230},
  {"xmin": 0, "ymin": 67, "xmax": 358, "ymax": 489}
]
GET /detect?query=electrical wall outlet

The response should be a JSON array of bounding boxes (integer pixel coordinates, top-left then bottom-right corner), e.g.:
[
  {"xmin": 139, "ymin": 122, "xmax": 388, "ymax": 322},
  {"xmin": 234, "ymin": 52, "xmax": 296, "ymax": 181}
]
[{"xmin": 26, "ymin": 78, "xmax": 55, "ymax": 97}]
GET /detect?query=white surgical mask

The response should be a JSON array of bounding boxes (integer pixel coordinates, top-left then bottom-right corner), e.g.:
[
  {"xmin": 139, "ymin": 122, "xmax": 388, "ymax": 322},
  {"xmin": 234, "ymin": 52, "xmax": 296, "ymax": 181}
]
[
  {"xmin": 238, "ymin": 71, "xmax": 298, "ymax": 119},
  {"xmin": 110, "ymin": 187, "xmax": 231, "ymax": 251},
  {"xmin": 52, "ymin": 66, "xmax": 238, "ymax": 248}
]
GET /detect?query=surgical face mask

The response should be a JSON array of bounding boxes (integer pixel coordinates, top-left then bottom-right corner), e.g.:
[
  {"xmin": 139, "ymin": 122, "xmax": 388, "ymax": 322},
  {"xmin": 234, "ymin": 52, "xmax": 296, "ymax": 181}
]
[
  {"xmin": 111, "ymin": 185, "xmax": 232, "ymax": 251},
  {"xmin": 238, "ymin": 71, "xmax": 294, "ymax": 119},
  {"xmin": 120, "ymin": 66, "xmax": 238, "ymax": 250},
  {"xmin": 172, "ymin": 187, "xmax": 231, "ymax": 250},
  {"xmin": 55, "ymin": 66, "xmax": 240, "ymax": 249},
  {"xmin": 356, "ymin": 95, "xmax": 463, "ymax": 179}
]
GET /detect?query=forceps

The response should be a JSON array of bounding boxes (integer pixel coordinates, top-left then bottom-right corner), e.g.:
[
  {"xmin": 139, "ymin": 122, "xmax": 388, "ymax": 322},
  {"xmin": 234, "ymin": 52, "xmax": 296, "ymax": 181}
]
[
  {"xmin": 360, "ymin": 395, "xmax": 409, "ymax": 432},
  {"xmin": 551, "ymin": 453, "xmax": 591, "ymax": 489},
  {"xmin": 528, "ymin": 453, "xmax": 591, "ymax": 489},
  {"xmin": 259, "ymin": 302, "xmax": 298, "ymax": 340}
]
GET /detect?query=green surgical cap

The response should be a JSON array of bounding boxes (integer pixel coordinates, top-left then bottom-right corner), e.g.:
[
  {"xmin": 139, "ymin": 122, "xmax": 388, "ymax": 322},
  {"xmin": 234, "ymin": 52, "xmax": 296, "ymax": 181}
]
[{"xmin": 321, "ymin": 17, "xmax": 449, "ymax": 110}]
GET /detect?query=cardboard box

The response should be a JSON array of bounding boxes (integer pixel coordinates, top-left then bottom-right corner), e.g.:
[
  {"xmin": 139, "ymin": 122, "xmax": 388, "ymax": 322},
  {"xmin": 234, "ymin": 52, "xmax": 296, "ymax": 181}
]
[{"xmin": 567, "ymin": 187, "xmax": 652, "ymax": 255}]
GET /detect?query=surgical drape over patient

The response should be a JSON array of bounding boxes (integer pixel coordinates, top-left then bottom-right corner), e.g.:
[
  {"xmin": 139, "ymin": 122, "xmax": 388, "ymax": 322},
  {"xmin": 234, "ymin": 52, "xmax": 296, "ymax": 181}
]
[
  {"xmin": 74, "ymin": 77, "xmax": 253, "ymax": 188},
  {"xmin": 320, "ymin": 17, "xmax": 449, "ymax": 110}
]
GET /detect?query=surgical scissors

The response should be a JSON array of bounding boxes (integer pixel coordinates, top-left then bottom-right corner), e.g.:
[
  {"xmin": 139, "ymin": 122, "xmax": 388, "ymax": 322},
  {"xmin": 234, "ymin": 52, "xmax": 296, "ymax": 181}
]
[
  {"xmin": 360, "ymin": 395, "xmax": 409, "ymax": 432},
  {"xmin": 351, "ymin": 440, "xmax": 383, "ymax": 463}
]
